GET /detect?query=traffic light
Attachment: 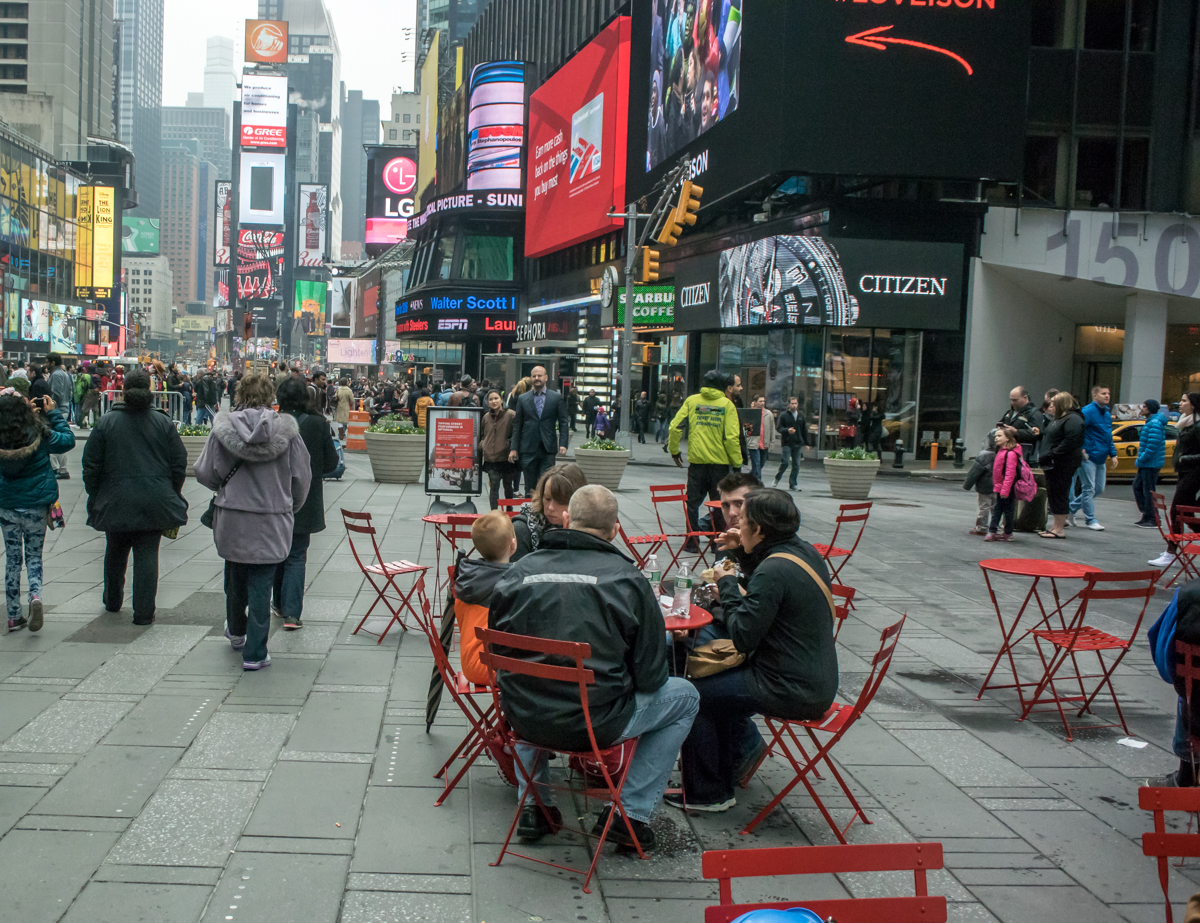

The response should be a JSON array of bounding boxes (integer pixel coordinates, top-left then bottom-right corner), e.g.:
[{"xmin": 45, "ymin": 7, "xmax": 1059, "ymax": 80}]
[
  {"xmin": 656, "ymin": 207, "xmax": 682, "ymax": 247},
  {"xmin": 674, "ymin": 180, "xmax": 703, "ymax": 229},
  {"xmin": 641, "ymin": 247, "xmax": 661, "ymax": 283}
]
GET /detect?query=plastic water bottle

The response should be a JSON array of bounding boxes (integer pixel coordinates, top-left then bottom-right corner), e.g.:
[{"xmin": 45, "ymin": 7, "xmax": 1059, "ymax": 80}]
[
  {"xmin": 645, "ymin": 553, "xmax": 663, "ymax": 591},
  {"xmin": 672, "ymin": 562, "xmax": 693, "ymax": 617}
]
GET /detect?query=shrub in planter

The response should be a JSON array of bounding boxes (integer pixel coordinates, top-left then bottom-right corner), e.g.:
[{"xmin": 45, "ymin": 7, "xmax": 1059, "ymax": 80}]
[
  {"xmin": 365, "ymin": 415, "xmax": 426, "ymax": 484},
  {"xmin": 177, "ymin": 423, "xmax": 211, "ymax": 477},
  {"xmin": 822, "ymin": 446, "xmax": 880, "ymax": 500},
  {"xmin": 573, "ymin": 437, "xmax": 631, "ymax": 491}
]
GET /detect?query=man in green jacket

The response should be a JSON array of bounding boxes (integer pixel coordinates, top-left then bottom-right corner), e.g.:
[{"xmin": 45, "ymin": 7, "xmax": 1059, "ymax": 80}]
[{"xmin": 669, "ymin": 370, "xmax": 743, "ymax": 551}]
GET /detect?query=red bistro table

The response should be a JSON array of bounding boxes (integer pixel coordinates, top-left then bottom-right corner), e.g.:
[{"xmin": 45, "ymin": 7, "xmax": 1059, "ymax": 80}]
[
  {"xmin": 423, "ymin": 513, "xmax": 482, "ymax": 597},
  {"xmin": 977, "ymin": 558, "xmax": 1102, "ymax": 709}
]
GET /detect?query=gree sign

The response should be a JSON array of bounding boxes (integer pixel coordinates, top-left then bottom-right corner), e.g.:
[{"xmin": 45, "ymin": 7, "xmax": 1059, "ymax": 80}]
[{"xmin": 617, "ymin": 285, "xmax": 674, "ymax": 326}]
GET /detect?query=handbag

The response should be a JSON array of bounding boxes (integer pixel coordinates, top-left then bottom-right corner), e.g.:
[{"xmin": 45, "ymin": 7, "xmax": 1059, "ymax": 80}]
[
  {"xmin": 200, "ymin": 459, "xmax": 243, "ymax": 529},
  {"xmin": 839, "ymin": 424, "xmax": 857, "ymax": 439},
  {"xmin": 46, "ymin": 500, "xmax": 65, "ymax": 531}
]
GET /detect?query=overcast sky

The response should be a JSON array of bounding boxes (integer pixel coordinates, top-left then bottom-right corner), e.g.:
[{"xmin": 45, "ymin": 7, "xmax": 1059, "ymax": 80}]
[{"xmin": 161, "ymin": 0, "xmax": 407, "ymax": 117}]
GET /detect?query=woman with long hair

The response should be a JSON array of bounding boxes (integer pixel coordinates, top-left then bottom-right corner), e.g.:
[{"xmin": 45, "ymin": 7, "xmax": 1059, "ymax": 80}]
[
  {"xmin": 1150, "ymin": 392, "xmax": 1200, "ymax": 568},
  {"xmin": 82, "ymin": 368, "xmax": 188, "ymax": 625},
  {"xmin": 511, "ymin": 463, "xmax": 588, "ymax": 561},
  {"xmin": 195, "ymin": 373, "xmax": 311, "ymax": 670},
  {"xmin": 0, "ymin": 388, "xmax": 74, "ymax": 631},
  {"xmin": 1037, "ymin": 391, "xmax": 1085, "ymax": 540}
]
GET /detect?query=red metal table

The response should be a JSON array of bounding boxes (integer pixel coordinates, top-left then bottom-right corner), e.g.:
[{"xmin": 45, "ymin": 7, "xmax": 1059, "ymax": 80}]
[
  {"xmin": 977, "ymin": 558, "xmax": 1102, "ymax": 709},
  {"xmin": 423, "ymin": 513, "xmax": 483, "ymax": 596}
]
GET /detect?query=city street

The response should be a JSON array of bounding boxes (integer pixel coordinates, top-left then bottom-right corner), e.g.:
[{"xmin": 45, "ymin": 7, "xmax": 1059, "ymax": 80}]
[{"xmin": 0, "ymin": 441, "xmax": 1189, "ymax": 923}]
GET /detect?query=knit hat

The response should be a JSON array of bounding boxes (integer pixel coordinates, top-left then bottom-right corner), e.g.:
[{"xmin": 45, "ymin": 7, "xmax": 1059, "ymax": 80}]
[{"xmin": 1144, "ymin": 399, "xmax": 1161, "ymax": 414}]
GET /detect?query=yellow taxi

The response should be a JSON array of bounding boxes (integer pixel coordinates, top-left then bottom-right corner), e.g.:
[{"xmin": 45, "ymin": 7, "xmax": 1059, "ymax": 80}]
[{"xmin": 1111, "ymin": 419, "xmax": 1177, "ymax": 478}]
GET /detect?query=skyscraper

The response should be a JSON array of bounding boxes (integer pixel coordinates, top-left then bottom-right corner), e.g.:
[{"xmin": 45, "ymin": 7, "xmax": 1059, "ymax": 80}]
[
  {"xmin": 161, "ymin": 139, "xmax": 204, "ymax": 309},
  {"xmin": 339, "ymin": 85, "xmax": 379, "ymax": 253},
  {"xmin": 203, "ymin": 36, "xmax": 237, "ymax": 124},
  {"xmin": 162, "ymin": 106, "xmax": 231, "ymax": 178},
  {"xmin": 0, "ymin": 0, "xmax": 115, "ymax": 155},
  {"xmin": 115, "ymin": 0, "xmax": 165, "ymax": 218}
]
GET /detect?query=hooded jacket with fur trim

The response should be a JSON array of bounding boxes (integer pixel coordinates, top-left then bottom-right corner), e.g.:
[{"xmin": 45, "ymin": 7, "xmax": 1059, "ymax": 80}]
[
  {"xmin": 0, "ymin": 409, "xmax": 74, "ymax": 511},
  {"xmin": 194, "ymin": 407, "xmax": 311, "ymax": 564}
]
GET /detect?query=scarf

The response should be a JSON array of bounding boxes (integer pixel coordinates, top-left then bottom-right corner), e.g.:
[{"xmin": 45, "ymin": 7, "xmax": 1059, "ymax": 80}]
[{"xmin": 519, "ymin": 502, "xmax": 555, "ymax": 552}]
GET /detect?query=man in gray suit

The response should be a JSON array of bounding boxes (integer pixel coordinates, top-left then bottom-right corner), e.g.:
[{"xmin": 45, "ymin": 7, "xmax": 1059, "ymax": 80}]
[{"xmin": 509, "ymin": 365, "xmax": 570, "ymax": 496}]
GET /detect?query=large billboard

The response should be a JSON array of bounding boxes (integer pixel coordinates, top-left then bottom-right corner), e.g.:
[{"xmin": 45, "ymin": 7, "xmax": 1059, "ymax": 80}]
[
  {"xmin": 526, "ymin": 18, "xmax": 629, "ymax": 258},
  {"xmin": 466, "ymin": 61, "xmax": 526, "ymax": 192},
  {"xmin": 297, "ymin": 184, "xmax": 327, "ymax": 267},
  {"xmin": 121, "ymin": 217, "xmax": 159, "ymax": 254},
  {"xmin": 628, "ymin": 0, "xmax": 1030, "ymax": 205},
  {"xmin": 74, "ymin": 185, "xmax": 115, "ymax": 299},
  {"xmin": 417, "ymin": 31, "xmax": 440, "ymax": 206},
  {"xmin": 214, "ymin": 181, "xmax": 232, "ymax": 266},
  {"xmin": 238, "ymin": 151, "xmax": 286, "ymax": 226},
  {"xmin": 328, "ymin": 338, "xmax": 377, "ymax": 365},
  {"xmin": 365, "ymin": 147, "xmax": 418, "ymax": 252},
  {"xmin": 236, "ymin": 229, "xmax": 286, "ymax": 302},
  {"xmin": 245, "ymin": 20, "xmax": 287, "ymax": 64},
  {"xmin": 240, "ymin": 75, "xmax": 288, "ymax": 149},
  {"xmin": 294, "ymin": 279, "xmax": 326, "ymax": 335}
]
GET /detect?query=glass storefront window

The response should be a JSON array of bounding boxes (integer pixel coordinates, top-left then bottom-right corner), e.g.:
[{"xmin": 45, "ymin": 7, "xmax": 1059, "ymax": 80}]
[
  {"xmin": 824, "ymin": 329, "xmax": 922, "ymax": 455},
  {"xmin": 1163, "ymin": 325, "xmax": 1200, "ymax": 404},
  {"xmin": 459, "ymin": 233, "xmax": 514, "ymax": 281}
]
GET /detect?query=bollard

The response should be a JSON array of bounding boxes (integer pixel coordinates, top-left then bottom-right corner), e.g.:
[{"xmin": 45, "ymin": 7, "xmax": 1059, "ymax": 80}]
[
  {"xmin": 953, "ymin": 438, "xmax": 966, "ymax": 468},
  {"xmin": 346, "ymin": 410, "xmax": 369, "ymax": 453},
  {"xmin": 930, "ymin": 442, "xmax": 938, "ymax": 470},
  {"xmin": 892, "ymin": 446, "xmax": 905, "ymax": 468}
]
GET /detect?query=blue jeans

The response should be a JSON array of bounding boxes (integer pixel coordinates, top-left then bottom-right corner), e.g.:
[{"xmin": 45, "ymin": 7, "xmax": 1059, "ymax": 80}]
[
  {"xmin": 1174, "ymin": 697, "xmax": 1200, "ymax": 760},
  {"xmin": 656, "ymin": 420, "xmax": 668, "ymax": 443},
  {"xmin": 747, "ymin": 448, "xmax": 764, "ymax": 481},
  {"xmin": 0, "ymin": 508, "xmax": 46, "ymax": 621},
  {"xmin": 1069, "ymin": 457, "xmax": 1108, "ymax": 523},
  {"xmin": 515, "ymin": 677, "xmax": 700, "ymax": 823},
  {"xmin": 1133, "ymin": 467, "xmax": 1160, "ymax": 522},
  {"xmin": 224, "ymin": 561, "xmax": 276, "ymax": 662},
  {"xmin": 195, "ymin": 406, "xmax": 213, "ymax": 426},
  {"xmin": 776, "ymin": 444, "xmax": 803, "ymax": 488},
  {"xmin": 272, "ymin": 531, "xmax": 311, "ymax": 620}
]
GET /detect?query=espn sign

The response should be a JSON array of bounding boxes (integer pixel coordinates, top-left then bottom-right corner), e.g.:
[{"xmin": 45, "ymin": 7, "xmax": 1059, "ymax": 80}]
[{"xmin": 241, "ymin": 75, "xmax": 288, "ymax": 150}]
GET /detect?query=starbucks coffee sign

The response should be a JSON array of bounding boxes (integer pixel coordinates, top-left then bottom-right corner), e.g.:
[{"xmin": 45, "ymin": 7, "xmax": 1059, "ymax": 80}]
[{"xmin": 617, "ymin": 285, "xmax": 674, "ymax": 326}]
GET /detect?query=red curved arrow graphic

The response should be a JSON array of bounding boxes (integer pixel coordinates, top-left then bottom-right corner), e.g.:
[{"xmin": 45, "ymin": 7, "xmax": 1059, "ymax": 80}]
[{"xmin": 846, "ymin": 25, "xmax": 974, "ymax": 75}]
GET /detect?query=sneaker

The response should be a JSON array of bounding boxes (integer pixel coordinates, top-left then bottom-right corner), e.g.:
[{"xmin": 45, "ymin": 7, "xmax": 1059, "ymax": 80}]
[
  {"xmin": 224, "ymin": 626, "xmax": 246, "ymax": 651},
  {"xmin": 1086, "ymin": 521, "xmax": 1105, "ymax": 531},
  {"xmin": 516, "ymin": 804, "xmax": 562, "ymax": 841},
  {"xmin": 283, "ymin": 615, "xmax": 302, "ymax": 631},
  {"xmin": 968, "ymin": 527, "xmax": 987, "ymax": 536},
  {"xmin": 1144, "ymin": 770, "xmax": 1197, "ymax": 788},
  {"xmin": 7, "ymin": 616, "xmax": 27, "ymax": 632},
  {"xmin": 242, "ymin": 654, "xmax": 271, "ymax": 671},
  {"xmin": 55, "ymin": 471, "xmax": 70, "ymax": 480},
  {"xmin": 663, "ymin": 792, "xmax": 736, "ymax": 813},
  {"xmin": 789, "ymin": 485, "xmax": 800, "ymax": 492},
  {"xmin": 773, "ymin": 476, "xmax": 782, "ymax": 487},
  {"xmin": 592, "ymin": 806, "xmax": 656, "ymax": 851},
  {"xmin": 1067, "ymin": 513, "xmax": 1077, "ymax": 527},
  {"xmin": 27, "ymin": 598, "xmax": 42, "ymax": 633},
  {"xmin": 271, "ymin": 605, "xmax": 283, "ymax": 620},
  {"xmin": 983, "ymin": 532, "xmax": 998, "ymax": 542},
  {"xmin": 736, "ymin": 739, "xmax": 770, "ymax": 789},
  {"xmin": 998, "ymin": 534, "xmax": 1015, "ymax": 542},
  {"xmin": 1150, "ymin": 551, "xmax": 1178, "ymax": 567},
  {"xmin": 1136, "ymin": 520, "xmax": 1159, "ymax": 529}
]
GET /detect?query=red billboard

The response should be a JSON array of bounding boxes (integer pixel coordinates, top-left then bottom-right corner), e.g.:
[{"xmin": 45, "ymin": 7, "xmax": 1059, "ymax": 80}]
[{"xmin": 525, "ymin": 17, "xmax": 630, "ymax": 259}]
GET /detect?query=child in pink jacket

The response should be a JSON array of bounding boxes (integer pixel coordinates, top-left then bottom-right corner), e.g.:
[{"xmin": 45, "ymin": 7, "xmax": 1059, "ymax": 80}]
[{"xmin": 986, "ymin": 426, "xmax": 1021, "ymax": 542}]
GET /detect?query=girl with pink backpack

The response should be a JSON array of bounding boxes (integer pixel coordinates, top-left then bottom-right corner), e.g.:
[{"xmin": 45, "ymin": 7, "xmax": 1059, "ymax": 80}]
[{"xmin": 986, "ymin": 425, "xmax": 1035, "ymax": 542}]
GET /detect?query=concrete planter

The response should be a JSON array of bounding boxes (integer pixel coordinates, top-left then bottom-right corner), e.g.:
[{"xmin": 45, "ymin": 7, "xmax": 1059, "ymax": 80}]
[
  {"xmin": 365, "ymin": 431, "xmax": 426, "ymax": 484},
  {"xmin": 180, "ymin": 435, "xmax": 210, "ymax": 477},
  {"xmin": 573, "ymin": 448, "xmax": 631, "ymax": 490},
  {"xmin": 823, "ymin": 457, "xmax": 880, "ymax": 500}
]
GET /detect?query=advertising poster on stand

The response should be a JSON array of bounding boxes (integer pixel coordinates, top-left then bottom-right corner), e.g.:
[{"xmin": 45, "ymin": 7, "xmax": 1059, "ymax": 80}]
[
  {"xmin": 297, "ymin": 184, "xmax": 328, "ymax": 266},
  {"xmin": 425, "ymin": 407, "xmax": 484, "ymax": 496}
]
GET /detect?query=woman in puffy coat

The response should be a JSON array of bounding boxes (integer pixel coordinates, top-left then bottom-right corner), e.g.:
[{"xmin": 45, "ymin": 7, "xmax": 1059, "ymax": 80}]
[{"xmin": 1038, "ymin": 391, "xmax": 1085, "ymax": 539}]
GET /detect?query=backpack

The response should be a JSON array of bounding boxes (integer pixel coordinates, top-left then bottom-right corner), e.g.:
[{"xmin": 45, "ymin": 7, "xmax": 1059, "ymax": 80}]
[
  {"xmin": 73, "ymin": 373, "xmax": 90, "ymax": 401},
  {"xmin": 1013, "ymin": 453, "xmax": 1037, "ymax": 502}
]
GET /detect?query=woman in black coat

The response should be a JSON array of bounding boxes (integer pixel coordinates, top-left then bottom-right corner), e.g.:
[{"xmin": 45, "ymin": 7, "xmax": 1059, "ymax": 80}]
[
  {"xmin": 1151, "ymin": 392, "xmax": 1200, "ymax": 567},
  {"xmin": 1037, "ymin": 391, "xmax": 1085, "ymax": 539},
  {"xmin": 82, "ymin": 369, "xmax": 188, "ymax": 624}
]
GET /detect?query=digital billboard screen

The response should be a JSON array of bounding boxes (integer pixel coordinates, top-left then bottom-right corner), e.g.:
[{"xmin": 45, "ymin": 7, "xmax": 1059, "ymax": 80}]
[
  {"xmin": 214, "ymin": 181, "xmax": 232, "ymax": 266},
  {"xmin": 297, "ymin": 184, "xmax": 327, "ymax": 267},
  {"xmin": 628, "ymin": 0, "xmax": 1030, "ymax": 205},
  {"xmin": 526, "ymin": 17, "xmax": 629, "ymax": 259},
  {"xmin": 238, "ymin": 152, "xmax": 286, "ymax": 226},
  {"xmin": 121, "ymin": 218, "xmax": 159, "ymax": 254},
  {"xmin": 240, "ymin": 75, "xmax": 288, "ymax": 149},
  {"xmin": 466, "ymin": 62, "xmax": 526, "ymax": 192},
  {"xmin": 294, "ymin": 279, "xmax": 326, "ymax": 335},
  {"xmin": 365, "ymin": 147, "xmax": 418, "ymax": 252},
  {"xmin": 245, "ymin": 20, "xmax": 287, "ymax": 64},
  {"xmin": 236, "ymin": 229, "xmax": 285, "ymax": 302}
]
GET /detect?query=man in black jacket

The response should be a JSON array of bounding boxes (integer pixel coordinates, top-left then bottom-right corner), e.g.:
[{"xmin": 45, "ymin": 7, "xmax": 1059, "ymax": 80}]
[
  {"xmin": 508, "ymin": 365, "xmax": 570, "ymax": 495},
  {"xmin": 489, "ymin": 485, "xmax": 699, "ymax": 850},
  {"xmin": 773, "ymin": 396, "xmax": 806, "ymax": 491},
  {"xmin": 1001, "ymin": 386, "xmax": 1045, "ymax": 457},
  {"xmin": 582, "ymin": 389, "xmax": 600, "ymax": 438}
]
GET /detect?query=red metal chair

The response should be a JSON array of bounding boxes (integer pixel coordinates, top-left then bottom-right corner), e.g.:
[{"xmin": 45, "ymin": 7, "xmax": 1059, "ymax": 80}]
[
  {"xmin": 811, "ymin": 502, "xmax": 873, "ymax": 592},
  {"xmin": 1151, "ymin": 494, "xmax": 1200, "ymax": 588},
  {"xmin": 649, "ymin": 483, "xmax": 719, "ymax": 572},
  {"xmin": 1140, "ymin": 785, "xmax": 1200, "ymax": 923},
  {"xmin": 478, "ymin": 627, "xmax": 648, "ymax": 893},
  {"xmin": 832, "ymin": 584, "xmax": 856, "ymax": 641},
  {"xmin": 414, "ymin": 591, "xmax": 511, "ymax": 806},
  {"xmin": 342, "ymin": 510, "xmax": 429, "ymax": 644},
  {"xmin": 616, "ymin": 520, "xmax": 666, "ymax": 570},
  {"xmin": 741, "ymin": 615, "xmax": 907, "ymax": 841},
  {"xmin": 1019, "ymin": 570, "xmax": 1158, "ymax": 740},
  {"xmin": 496, "ymin": 498, "xmax": 525, "ymax": 518},
  {"xmin": 702, "ymin": 842, "xmax": 947, "ymax": 923}
]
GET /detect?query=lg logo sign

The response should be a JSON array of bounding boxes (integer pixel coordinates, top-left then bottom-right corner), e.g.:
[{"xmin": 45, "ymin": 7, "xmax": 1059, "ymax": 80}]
[{"xmin": 383, "ymin": 158, "xmax": 418, "ymax": 195}]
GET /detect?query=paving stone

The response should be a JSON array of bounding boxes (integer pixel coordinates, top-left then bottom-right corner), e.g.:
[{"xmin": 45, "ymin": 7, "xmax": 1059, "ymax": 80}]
[
  {"xmin": 199, "ymin": 852, "xmax": 349, "ymax": 923},
  {"xmin": 168, "ymin": 639, "xmax": 246, "ymax": 678},
  {"xmin": 74, "ymin": 654, "xmax": 180, "ymax": 694},
  {"xmin": 14, "ymin": 642, "xmax": 118, "ymax": 679},
  {"xmin": 338, "ymin": 890, "xmax": 472, "ymax": 923},
  {"xmin": 316, "ymin": 648, "xmax": 397, "ymax": 686},
  {"xmin": 224, "ymin": 657, "xmax": 322, "ymax": 704},
  {"xmin": 32, "ymin": 745, "xmax": 182, "ymax": 817},
  {"xmin": 287, "ymin": 692, "xmax": 385, "ymax": 754},
  {"xmin": 93, "ymin": 864, "xmax": 224, "ymax": 885},
  {"xmin": 123, "ymin": 624, "xmax": 211, "ymax": 656},
  {"xmin": 16, "ymin": 815, "xmax": 130, "ymax": 832},
  {"xmin": 178, "ymin": 711, "xmax": 294, "ymax": 770},
  {"xmin": 59, "ymin": 881, "xmax": 212, "ymax": 923},
  {"xmin": 606, "ymin": 898, "xmax": 710, "ymax": 923},
  {"xmin": 0, "ymin": 784, "xmax": 47, "ymax": 837},
  {"xmin": 346, "ymin": 873, "xmax": 472, "ymax": 893},
  {"xmin": 243, "ymin": 761, "xmax": 369, "ymax": 839},
  {"xmin": 236, "ymin": 835, "xmax": 355, "ymax": 854},
  {"xmin": 888, "ymin": 729, "xmax": 1044, "ymax": 787},
  {"xmin": 104, "ymin": 694, "xmax": 222, "ymax": 747},
  {"xmin": 0, "ymin": 828, "xmax": 121, "ymax": 923},
  {"xmin": 850, "ymin": 766, "xmax": 1017, "ymax": 839},
  {"xmin": 269, "ymin": 623, "xmax": 339, "ymax": 654},
  {"xmin": 352, "ymin": 785, "xmax": 470, "ymax": 875},
  {"xmin": 0, "ymin": 691, "xmax": 62, "ymax": 742},
  {"xmin": 967, "ymin": 885, "xmax": 1128, "ymax": 923},
  {"xmin": 373, "ymin": 722, "xmax": 458, "ymax": 787},
  {"xmin": 108, "ymin": 779, "xmax": 262, "ymax": 866},
  {"xmin": 0, "ymin": 698, "xmax": 134, "ymax": 753}
]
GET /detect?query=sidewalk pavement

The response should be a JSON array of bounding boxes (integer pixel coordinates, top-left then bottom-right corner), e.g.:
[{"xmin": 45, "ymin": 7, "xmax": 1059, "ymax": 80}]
[{"xmin": 0, "ymin": 448, "xmax": 1191, "ymax": 922}]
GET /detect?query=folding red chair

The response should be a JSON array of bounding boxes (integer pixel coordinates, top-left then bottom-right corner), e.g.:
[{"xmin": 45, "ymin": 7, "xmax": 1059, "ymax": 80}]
[
  {"xmin": 1140, "ymin": 786, "xmax": 1200, "ymax": 923},
  {"xmin": 414, "ymin": 592, "xmax": 510, "ymax": 806},
  {"xmin": 741, "ymin": 615, "xmax": 907, "ymax": 841},
  {"xmin": 616, "ymin": 520, "xmax": 666, "ymax": 570},
  {"xmin": 478, "ymin": 627, "xmax": 648, "ymax": 893},
  {"xmin": 1152, "ymin": 494, "xmax": 1200, "ymax": 588},
  {"xmin": 811, "ymin": 502, "xmax": 873, "ymax": 592},
  {"xmin": 342, "ymin": 510, "xmax": 429, "ymax": 644},
  {"xmin": 832, "ymin": 584, "xmax": 856, "ymax": 640},
  {"xmin": 702, "ymin": 842, "xmax": 947, "ymax": 923},
  {"xmin": 496, "ymin": 498, "xmax": 525, "ymax": 518},
  {"xmin": 649, "ymin": 483, "xmax": 719, "ymax": 572},
  {"xmin": 1019, "ymin": 570, "xmax": 1158, "ymax": 740}
]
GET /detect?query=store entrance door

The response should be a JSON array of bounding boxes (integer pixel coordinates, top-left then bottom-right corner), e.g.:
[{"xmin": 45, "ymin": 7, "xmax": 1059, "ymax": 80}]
[{"xmin": 1074, "ymin": 360, "xmax": 1122, "ymax": 403}]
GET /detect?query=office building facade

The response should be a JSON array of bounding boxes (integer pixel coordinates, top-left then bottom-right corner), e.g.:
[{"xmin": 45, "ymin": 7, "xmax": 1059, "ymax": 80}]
[
  {"xmin": 162, "ymin": 104, "xmax": 230, "ymax": 178},
  {"xmin": 115, "ymin": 0, "xmax": 163, "ymax": 217},
  {"xmin": 339, "ymin": 86, "xmax": 379, "ymax": 253}
]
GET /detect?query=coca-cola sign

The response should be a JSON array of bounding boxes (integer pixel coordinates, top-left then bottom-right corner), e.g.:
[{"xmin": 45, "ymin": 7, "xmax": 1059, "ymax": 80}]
[
  {"xmin": 236, "ymin": 229, "xmax": 285, "ymax": 302},
  {"xmin": 297, "ymin": 184, "xmax": 327, "ymax": 267}
]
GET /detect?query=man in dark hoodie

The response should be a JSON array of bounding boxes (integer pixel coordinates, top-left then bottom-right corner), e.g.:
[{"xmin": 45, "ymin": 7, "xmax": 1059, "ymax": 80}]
[{"xmin": 454, "ymin": 511, "xmax": 515, "ymax": 686}]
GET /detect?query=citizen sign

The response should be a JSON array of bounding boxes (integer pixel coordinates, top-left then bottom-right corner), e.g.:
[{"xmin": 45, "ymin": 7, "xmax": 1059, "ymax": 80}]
[
  {"xmin": 680, "ymin": 283, "xmax": 711, "ymax": 308},
  {"xmin": 858, "ymin": 275, "xmax": 949, "ymax": 296}
]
